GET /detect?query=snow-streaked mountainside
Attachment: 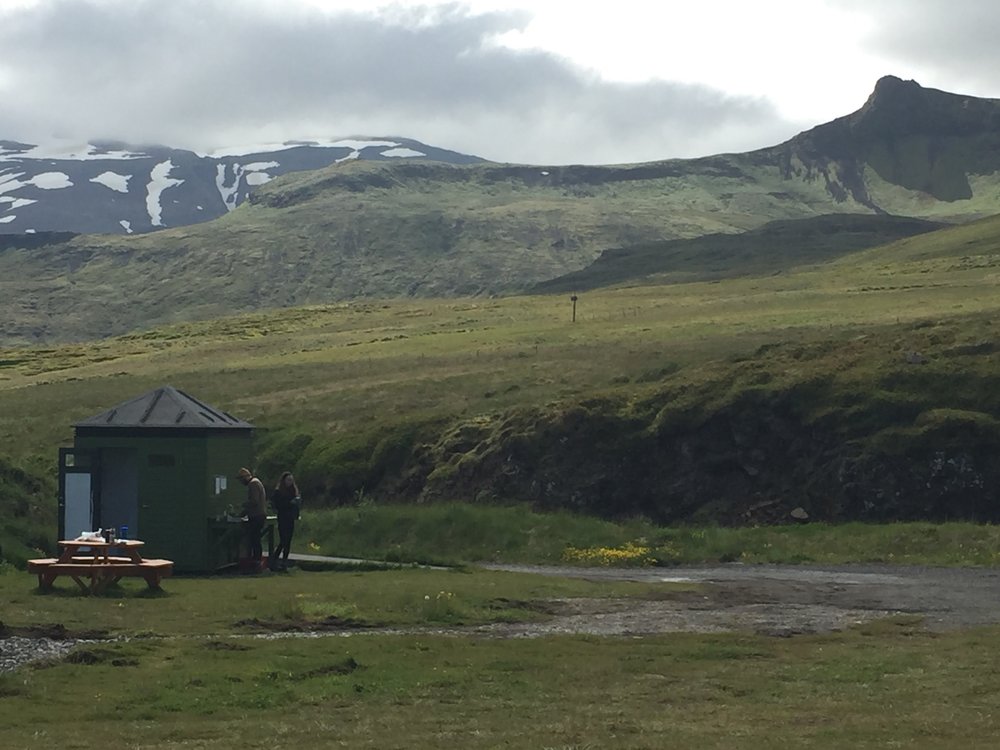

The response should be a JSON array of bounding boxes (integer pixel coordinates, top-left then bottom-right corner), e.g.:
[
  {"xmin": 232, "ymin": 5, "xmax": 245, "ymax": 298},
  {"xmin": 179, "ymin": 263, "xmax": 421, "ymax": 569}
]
[{"xmin": 0, "ymin": 137, "xmax": 484, "ymax": 235}]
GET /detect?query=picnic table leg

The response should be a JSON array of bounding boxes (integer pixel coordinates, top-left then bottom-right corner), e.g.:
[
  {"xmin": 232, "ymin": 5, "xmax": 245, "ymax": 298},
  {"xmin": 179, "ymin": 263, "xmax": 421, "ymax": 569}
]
[
  {"xmin": 70, "ymin": 576, "xmax": 89, "ymax": 593},
  {"xmin": 91, "ymin": 572, "xmax": 115, "ymax": 595},
  {"xmin": 261, "ymin": 522, "xmax": 274, "ymax": 561}
]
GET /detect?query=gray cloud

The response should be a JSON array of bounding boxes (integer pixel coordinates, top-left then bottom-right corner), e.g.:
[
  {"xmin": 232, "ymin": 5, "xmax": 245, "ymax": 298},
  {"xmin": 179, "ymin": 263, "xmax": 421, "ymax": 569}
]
[
  {"xmin": 834, "ymin": 0, "xmax": 1000, "ymax": 97},
  {"xmin": 0, "ymin": 0, "xmax": 799, "ymax": 163}
]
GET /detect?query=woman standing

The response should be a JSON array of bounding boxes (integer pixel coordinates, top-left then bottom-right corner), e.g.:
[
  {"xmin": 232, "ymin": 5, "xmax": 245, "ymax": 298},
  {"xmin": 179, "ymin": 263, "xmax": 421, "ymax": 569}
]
[{"xmin": 270, "ymin": 471, "xmax": 301, "ymax": 571}]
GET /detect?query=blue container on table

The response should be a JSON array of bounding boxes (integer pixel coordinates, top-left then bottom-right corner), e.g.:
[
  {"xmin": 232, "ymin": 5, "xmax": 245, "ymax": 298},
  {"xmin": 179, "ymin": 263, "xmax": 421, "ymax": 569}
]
[{"xmin": 119, "ymin": 525, "xmax": 128, "ymax": 539}]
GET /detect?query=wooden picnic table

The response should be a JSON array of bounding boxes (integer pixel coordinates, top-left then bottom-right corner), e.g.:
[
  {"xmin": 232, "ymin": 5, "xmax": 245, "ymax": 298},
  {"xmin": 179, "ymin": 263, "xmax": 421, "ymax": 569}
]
[{"xmin": 28, "ymin": 539, "xmax": 173, "ymax": 594}]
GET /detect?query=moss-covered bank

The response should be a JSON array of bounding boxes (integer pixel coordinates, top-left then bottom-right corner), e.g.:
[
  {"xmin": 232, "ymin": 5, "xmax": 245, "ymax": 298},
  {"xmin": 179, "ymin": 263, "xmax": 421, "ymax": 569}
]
[{"xmin": 275, "ymin": 317, "xmax": 1000, "ymax": 525}]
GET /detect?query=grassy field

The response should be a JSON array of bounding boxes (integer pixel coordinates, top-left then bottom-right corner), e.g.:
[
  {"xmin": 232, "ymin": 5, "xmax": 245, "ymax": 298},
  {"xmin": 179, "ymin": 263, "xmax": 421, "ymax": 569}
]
[
  {"xmin": 3, "ymin": 563, "xmax": 1000, "ymax": 748},
  {"xmin": 0, "ymin": 566, "xmax": 687, "ymax": 635},
  {"xmin": 4, "ymin": 211, "xmax": 1000, "ymax": 560},
  {"xmin": 298, "ymin": 504, "xmax": 1000, "ymax": 568},
  {"xmin": 9, "ymin": 623, "xmax": 1000, "ymax": 749},
  {"xmin": 5, "ymin": 205, "xmax": 1000, "ymax": 746}
]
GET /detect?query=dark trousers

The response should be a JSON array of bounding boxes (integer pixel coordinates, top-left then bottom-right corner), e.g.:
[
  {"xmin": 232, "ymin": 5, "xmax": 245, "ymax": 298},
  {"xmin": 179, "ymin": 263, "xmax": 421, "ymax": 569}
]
[
  {"xmin": 246, "ymin": 516, "xmax": 265, "ymax": 561},
  {"xmin": 273, "ymin": 512, "xmax": 296, "ymax": 562}
]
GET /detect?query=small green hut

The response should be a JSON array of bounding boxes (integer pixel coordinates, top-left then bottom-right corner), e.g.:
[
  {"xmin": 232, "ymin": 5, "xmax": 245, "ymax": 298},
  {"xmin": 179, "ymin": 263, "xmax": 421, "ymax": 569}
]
[{"xmin": 59, "ymin": 386, "xmax": 256, "ymax": 571}]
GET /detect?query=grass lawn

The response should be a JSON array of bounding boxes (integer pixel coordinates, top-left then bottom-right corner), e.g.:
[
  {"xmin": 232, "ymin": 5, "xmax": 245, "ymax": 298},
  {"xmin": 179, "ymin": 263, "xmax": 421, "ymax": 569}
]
[
  {"xmin": 297, "ymin": 504, "xmax": 1000, "ymax": 568},
  {"xmin": 0, "ymin": 566, "xmax": 689, "ymax": 636},
  {"xmin": 4, "ymin": 210, "xmax": 1000, "ymax": 554},
  {"xmin": 2, "ymin": 610, "xmax": 1000, "ymax": 748},
  {"xmin": 4, "ymin": 562, "xmax": 1000, "ymax": 748}
]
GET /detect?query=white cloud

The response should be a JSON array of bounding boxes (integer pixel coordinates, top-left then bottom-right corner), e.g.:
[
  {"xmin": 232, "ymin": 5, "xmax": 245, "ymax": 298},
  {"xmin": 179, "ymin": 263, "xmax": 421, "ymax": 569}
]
[
  {"xmin": 0, "ymin": 1, "xmax": 985, "ymax": 164},
  {"xmin": 0, "ymin": 0, "xmax": 803, "ymax": 164}
]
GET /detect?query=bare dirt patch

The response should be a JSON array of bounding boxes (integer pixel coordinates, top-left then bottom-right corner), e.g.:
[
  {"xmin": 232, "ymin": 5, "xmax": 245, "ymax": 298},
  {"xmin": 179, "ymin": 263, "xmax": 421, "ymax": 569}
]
[
  {"xmin": 228, "ymin": 563, "xmax": 1000, "ymax": 640},
  {"xmin": 475, "ymin": 563, "xmax": 1000, "ymax": 637}
]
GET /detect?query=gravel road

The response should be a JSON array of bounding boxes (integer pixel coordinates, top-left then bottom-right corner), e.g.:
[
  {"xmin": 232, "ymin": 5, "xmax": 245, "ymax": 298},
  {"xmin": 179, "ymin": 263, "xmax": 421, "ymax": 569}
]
[{"xmin": 479, "ymin": 562, "xmax": 1000, "ymax": 636}]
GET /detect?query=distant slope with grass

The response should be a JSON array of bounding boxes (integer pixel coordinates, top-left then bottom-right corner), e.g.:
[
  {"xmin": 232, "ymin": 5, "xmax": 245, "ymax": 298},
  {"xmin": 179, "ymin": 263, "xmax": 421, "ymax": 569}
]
[
  {"xmin": 4, "ymin": 77, "xmax": 1000, "ymax": 343},
  {"xmin": 532, "ymin": 213, "xmax": 945, "ymax": 292},
  {"xmin": 5, "ymin": 209, "xmax": 1000, "ymax": 563}
]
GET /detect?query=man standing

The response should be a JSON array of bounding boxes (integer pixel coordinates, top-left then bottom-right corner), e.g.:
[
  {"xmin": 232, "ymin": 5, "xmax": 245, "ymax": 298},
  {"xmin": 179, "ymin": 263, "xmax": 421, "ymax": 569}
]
[{"xmin": 237, "ymin": 467, "xmax": 267, "ymax": 568}]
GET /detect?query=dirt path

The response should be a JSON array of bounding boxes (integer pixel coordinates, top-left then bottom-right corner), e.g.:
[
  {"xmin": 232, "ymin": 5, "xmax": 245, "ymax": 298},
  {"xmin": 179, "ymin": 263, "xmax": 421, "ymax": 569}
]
[{"xmin": 477, "ymin": 562, "xmax": 1000, "ymax": 636}]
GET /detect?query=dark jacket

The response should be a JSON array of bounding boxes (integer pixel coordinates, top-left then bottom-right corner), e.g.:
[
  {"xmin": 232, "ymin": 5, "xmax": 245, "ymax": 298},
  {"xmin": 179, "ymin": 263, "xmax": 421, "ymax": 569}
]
[{"xmin": 271, "ymin": 487, "xmax": 300, "ymax": 518}]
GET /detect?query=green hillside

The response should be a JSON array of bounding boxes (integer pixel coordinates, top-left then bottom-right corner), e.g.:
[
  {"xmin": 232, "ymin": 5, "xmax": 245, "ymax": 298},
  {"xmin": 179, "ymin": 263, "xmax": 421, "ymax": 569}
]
[
  {"xmin": 4, "ymin": 212, "xmax": 1000, "ymax": 564},
  {"xmin": 532, "ymin": 213, "xmax": 944, "ymax": 292},
  {"xmin": 3, "ymin": 78, "xmax": 1000, "ymax": 344}
]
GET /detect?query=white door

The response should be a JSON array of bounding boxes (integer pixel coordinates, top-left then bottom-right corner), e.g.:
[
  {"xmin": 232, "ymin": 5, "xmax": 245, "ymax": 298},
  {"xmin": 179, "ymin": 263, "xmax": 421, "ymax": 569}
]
[
  {"xmin": 59, "ymin": 448, "xmax": 95, "ymax": 540},
  {"xmin": 64, "ymin": 472, "xmax": 93, "ymax": 539}
]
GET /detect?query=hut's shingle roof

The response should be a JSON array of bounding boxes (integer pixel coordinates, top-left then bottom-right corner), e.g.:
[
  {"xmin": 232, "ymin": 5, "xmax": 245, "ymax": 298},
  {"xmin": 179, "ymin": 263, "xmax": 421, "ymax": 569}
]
[{"xmin": 75, "ymin": 386, "xmax": 253, "ymax": 430}]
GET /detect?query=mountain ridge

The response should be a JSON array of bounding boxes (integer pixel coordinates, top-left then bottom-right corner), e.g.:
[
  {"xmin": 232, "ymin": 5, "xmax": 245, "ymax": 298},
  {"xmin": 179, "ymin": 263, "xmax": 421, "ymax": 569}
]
[
  {"xmin": 4, "ymin": 76, "xmax": 1000, "ymax": 343},
  {"xmin": 760, "ymin": 75, "xmax": 1000, "ymax": 203},
  {"xmin": 0, "ymin": 136, "xmax": 484, "ymax": 235}
]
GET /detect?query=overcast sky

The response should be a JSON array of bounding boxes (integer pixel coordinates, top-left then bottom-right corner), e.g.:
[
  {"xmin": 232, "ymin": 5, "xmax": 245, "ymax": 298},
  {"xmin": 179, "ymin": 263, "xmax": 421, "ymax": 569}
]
[{"xmin": 0, "ymin": 0, "xmax": 996, "ymax": 164}]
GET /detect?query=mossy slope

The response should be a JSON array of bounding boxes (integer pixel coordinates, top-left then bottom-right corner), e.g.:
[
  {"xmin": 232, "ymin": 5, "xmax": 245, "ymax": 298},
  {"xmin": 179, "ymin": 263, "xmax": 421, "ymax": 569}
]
[{"xmin": 390, "ymin": 319, "xmax": 1000, "ymax": 524}]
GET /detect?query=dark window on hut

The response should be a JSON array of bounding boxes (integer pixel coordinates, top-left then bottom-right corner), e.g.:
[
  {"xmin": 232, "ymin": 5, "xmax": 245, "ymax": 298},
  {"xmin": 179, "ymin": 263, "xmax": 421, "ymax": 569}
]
[{"xmin": 148, "ymin": 454, "xmax": 176, "ymax": 468}]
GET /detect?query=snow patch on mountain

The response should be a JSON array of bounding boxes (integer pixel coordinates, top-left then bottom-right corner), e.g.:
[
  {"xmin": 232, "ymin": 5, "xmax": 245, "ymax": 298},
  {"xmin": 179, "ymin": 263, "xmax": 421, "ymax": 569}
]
[
  {"xmin": 1, "ymin": 197, "xmax": 37, "ymax": 210},
  {"xmin": 120, "ymin": 220, "xmax": 133, "ymax": 234},
  {"xmin": 32, "ymin": 172, "xmax": 73, "ymax": 189},
  {"xmin": 216, "ymin": 163, "xmax": 242, "ymax": 212},
  {"xmin": 381, "ymin": 147, "xmax": 426, "ymax": 158},
  {"xmin": 0, "ymin": 170, "xmax": 72, "ymax": 195},
  {"xmin": 0, "ymin": 216, "xmax": 14, "ymax": 224},
  {"xmin": 245, "ymin": 172, "xmax": 272, "ymax": 186},
  {"xmin": 0, "ymin": 172, "xmax": 23, "ymax": 196},
  {"xmin": 203, "ymin": 138, "xmax": 397, "ymax": 158},
  {"xmin": 243, "ymin": 161, "xmax": 277, "ymax": 187},
  {"xmin": 328, "ymin": 139, "xmax": 399, "ymax": 151},
  {"xmin": 146, "ymin": 160, "xmax": 184, "ymax": 227},
  {"xmin": 90, "ymin": 171, "xmax": 131, "ymax": 193},
  {"xmin": 0, "ymin": 142, "xmax": 146, "ymax": 162}
]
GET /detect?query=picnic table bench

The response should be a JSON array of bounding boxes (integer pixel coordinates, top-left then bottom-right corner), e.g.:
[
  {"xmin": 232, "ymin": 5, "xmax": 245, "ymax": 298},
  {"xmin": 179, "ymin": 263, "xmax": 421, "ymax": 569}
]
[{"xmin": 28, "ymin": 539, "xmax": 173, "ymax": 594}]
